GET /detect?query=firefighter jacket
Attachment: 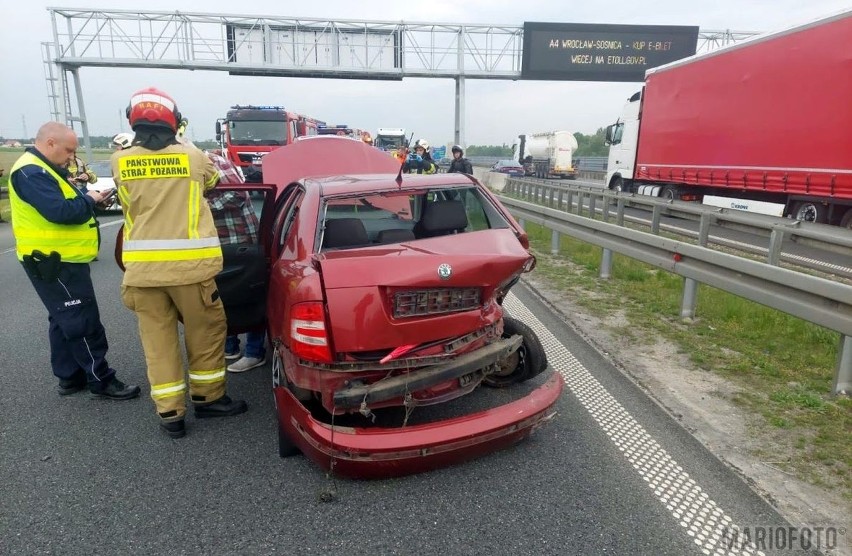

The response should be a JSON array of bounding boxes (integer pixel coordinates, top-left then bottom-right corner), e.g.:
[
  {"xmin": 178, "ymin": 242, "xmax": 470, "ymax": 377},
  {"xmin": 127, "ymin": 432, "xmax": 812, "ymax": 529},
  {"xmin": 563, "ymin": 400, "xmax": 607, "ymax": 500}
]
[
  {"xmin": 67, "ymin": 156, "xmax": 98, "ymax": 187},
  {"xmin": 111, "ymin": 143, "xmax": 221, "ymax": 287},
  {"xmin": 8, "ymin": 151, "xmax": 99, "ymax": 263}
]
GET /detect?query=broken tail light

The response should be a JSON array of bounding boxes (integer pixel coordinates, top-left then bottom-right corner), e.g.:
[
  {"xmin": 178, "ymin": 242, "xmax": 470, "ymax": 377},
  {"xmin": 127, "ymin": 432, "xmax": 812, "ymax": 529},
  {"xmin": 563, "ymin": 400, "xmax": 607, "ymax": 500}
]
[{"xmin": 290, "ymin": 302, "xmax": 334, "ymax": 363}]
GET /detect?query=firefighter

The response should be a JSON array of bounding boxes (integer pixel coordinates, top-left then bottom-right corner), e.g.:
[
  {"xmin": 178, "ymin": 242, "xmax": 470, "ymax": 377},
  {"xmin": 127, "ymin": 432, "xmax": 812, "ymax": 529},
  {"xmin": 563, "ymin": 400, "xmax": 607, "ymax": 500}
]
[
  {"xmin": 402, "ymin": 138, "xmax": 437, "ymax": 174},
  {"xmin": 67, "ymin": 151, "xmax": 98, "ymax": 190},
  {"xmin": 8, "ymin": 121, "xmax": 140, "ymax": 399},
  {"xmin": 112, "ymin": 87, "xmax": 247, "ymax": 438}
]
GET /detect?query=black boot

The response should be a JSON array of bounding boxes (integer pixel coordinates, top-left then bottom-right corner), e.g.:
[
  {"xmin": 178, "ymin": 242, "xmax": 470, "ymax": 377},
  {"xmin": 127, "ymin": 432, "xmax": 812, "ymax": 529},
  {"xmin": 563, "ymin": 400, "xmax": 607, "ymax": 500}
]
[
  {"xmin": 194, "ymin": 395, "xmax": 248, "ymax": 418},
  {"xmin": 57, "ymin": 375, "xmax": 87, "ymax": 396},
  {"xmin": 90, "ymin": 377, "xmax": 141, "ymax": 400},
  {"xmin": 160, "ymin": 419, "xmax": 186, "ymax": 439}
]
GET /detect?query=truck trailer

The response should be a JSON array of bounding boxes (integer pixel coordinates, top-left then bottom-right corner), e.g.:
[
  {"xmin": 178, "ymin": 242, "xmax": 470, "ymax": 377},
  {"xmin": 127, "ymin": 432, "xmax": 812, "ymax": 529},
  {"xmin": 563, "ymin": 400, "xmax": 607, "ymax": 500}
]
[
  {"xmin": 515, "ymin": 131, "xmax": 578, "ymax": 179},
  {"xmin": 604, "ymin": 10, "xmax": 852, "ymax": 227}
]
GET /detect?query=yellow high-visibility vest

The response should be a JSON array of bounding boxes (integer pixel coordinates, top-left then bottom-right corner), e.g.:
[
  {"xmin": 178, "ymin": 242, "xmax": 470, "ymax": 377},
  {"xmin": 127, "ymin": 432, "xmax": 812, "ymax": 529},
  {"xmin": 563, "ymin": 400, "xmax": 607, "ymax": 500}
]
[{"xmin": 8, "ymin": 152, "xmax": 98, "ymax": 263}]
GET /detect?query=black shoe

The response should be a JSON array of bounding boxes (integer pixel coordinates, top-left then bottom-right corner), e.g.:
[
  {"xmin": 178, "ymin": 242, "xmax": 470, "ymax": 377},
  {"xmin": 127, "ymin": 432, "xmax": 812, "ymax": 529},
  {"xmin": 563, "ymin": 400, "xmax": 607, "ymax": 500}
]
[
  {"xmin": 160, "ymin": 419, "xmax": 186, "ymax": 439},
  {"xmin": 90, "ymin": 377, "xmax": 141, "ymax": 400},
  {"xmin": 194, "ymin": 395, "xmax": 248, "ymax": 418},
  {"xmin": 58, "ymin": 376, "xmax": 87, "ymax": 396}
]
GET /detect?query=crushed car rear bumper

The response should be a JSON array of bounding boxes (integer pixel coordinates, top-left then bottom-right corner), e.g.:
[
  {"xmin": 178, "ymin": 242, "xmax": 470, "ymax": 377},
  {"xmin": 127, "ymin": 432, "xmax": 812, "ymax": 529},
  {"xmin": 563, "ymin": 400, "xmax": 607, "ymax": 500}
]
[
  {"xmin": 274, "ymin": 371, "xmax": 563, "ymax": 479},
  {"xmin": 332, "ymin": 334, "xmax": 523, "ymax": 409}
]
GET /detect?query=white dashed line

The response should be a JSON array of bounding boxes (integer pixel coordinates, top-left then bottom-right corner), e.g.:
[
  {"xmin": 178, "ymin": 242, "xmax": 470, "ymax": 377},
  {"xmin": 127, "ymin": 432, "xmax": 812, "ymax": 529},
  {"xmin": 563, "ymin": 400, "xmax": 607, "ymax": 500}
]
[{"xmin": 506, "ymin": 292, "xmax": 766, "ymax": 556}]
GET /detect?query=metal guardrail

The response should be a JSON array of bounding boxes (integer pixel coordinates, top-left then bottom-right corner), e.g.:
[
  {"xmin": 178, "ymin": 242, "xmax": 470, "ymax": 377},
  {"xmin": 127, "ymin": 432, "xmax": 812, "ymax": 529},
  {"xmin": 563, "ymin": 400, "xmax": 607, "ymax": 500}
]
[{"xmin": 498, "ymin": 179, "xmax": 852, "ymax": 395}]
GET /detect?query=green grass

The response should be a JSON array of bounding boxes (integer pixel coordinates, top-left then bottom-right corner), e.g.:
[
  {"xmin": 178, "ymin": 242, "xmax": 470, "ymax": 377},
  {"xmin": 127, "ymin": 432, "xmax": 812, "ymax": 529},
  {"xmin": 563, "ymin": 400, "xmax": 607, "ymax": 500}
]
[{"xmin": 523, "ymin": 221, "xmax": 851, "ymax": 499}]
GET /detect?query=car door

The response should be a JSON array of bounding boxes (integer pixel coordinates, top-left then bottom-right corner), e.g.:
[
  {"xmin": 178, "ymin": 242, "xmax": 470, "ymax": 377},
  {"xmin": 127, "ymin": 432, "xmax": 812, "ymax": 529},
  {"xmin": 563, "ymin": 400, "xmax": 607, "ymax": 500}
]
[{"xmin": 214, "ymin": 183, "xmax": 278, "ymax": 334}]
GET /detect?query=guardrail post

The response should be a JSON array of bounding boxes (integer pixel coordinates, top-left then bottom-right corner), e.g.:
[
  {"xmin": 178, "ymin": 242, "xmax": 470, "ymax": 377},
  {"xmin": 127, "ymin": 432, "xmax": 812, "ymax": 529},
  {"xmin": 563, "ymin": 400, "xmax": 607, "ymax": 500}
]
[
  {"xmin": 588, "ymin": 195, "xmax": 597, "ymax": 219},
  {"xmin": 602, "ymin": 195, "xmax": 611, "ymax": 222},
  {"xmin": 551, "ymin": 229, "xmax": 560, "ymax": 255},
  {"xmin": 767, "ymin": 229, "xmax": 784, "ymax": 266},
  {"xmin": 548, "ymin": 187, "xmax": 556, "ymax": 208},
  {"xmin": 566, "ymin": 190, "xmax": 574, "ymax": 212},
  {"xmin": 834, "ymin": 335, "xmax": 852, "ymax": 396},
  {"xmin": 698, "ymin": 213, "xmax": 712, "ymax": 246},
  {"xmin": 651, "ymin": 204, "xmax": 662, "ymax": 234},
  {"xmin": 681, "ymin": 277, "xmax": 699, "ymax": 319},
  {"xmin": 600, "ymin": 248, "xmax": 613, "ymax": 279},
  {"xmin": 574, "ymin": 192, "xmax": 583, "ymax": 216},
  {"xmin": 616, "ymin": 198, "xmax": 625, "ymax": 226},
  {"xmin": 557, "ymin": 190, "xmax": 565, "ymax": 211}
]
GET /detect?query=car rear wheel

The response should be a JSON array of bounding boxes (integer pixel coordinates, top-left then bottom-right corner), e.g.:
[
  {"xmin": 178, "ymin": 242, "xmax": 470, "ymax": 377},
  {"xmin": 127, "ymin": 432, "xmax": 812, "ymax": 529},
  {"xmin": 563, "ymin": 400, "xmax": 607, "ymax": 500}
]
[
  {"xmin": 277, "ymin": 413, "xmax": 300, "ymax": 458},
  {"xmin": 272, "ymin": 348, "xmax": 302, "ymax": 457},
  {"xmin": 484, "ymin": 317, "xmax": 548, "ymax": 388}
]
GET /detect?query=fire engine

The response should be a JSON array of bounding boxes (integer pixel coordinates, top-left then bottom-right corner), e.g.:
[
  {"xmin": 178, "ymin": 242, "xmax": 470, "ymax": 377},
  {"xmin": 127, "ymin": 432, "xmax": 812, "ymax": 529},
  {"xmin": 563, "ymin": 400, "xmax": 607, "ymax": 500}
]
[{"xmin": 215, "ymin": 105, "xmax": 325, "ymax": 169}]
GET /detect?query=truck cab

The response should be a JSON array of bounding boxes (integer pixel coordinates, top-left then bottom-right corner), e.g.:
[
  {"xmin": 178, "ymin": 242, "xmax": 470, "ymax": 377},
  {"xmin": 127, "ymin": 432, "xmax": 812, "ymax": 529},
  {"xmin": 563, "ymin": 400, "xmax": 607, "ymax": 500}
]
[
  {"xmin": 604, "ymin": 91, "xmax": 642, "ymax": 193},
  {"xmin": 216, "ymin": 105, "xmax": 303, "ymax": 169}
]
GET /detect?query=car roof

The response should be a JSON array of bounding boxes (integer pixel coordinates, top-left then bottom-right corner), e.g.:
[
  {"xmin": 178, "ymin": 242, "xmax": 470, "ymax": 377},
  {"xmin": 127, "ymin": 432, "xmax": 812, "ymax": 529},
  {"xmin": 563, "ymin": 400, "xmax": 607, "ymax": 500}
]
[{"xmin": 306, "ymin": 173, "xmax": 477, "ymax": 197}]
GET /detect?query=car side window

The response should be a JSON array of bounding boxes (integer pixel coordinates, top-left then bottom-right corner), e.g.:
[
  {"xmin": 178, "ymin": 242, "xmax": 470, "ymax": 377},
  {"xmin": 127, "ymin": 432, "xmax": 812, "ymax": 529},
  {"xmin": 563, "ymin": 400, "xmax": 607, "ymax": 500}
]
[
  {"xmin": 273, "ymin": 185, "xmax": 302, "ymax": 251},
  {"xmin": 277, "ymin": 191, "xmax": 303, "ymax": 255}
]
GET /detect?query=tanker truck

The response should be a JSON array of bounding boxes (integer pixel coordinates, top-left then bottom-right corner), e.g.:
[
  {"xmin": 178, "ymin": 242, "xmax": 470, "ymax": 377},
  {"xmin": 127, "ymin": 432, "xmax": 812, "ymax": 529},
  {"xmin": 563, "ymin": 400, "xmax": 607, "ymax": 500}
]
[
  {"xmin": 604, "ymin": 9, "xmax": 852, "ymax": 227},
  {"xmin": 514, "ymin": 131, "xmax": 578, "ymax": 179}
]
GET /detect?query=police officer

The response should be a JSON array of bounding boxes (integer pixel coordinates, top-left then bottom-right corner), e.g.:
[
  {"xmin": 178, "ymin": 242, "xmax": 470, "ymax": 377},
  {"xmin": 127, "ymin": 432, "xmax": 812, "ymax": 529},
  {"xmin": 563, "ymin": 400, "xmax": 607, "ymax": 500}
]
[
  {"xmin": 447, "ymin": 145, "xmax": 473, "ymax": 174},
  {"xmin": 402, "ymin": 139, "xmax": 437, "ymax": 174},
  {"xmin": 112, "ymin": 87, "xmax": 247, "ymax": 438},
  {"xmin": 8, "ymin": 121, "xmax": 140, "ymax": 399}
]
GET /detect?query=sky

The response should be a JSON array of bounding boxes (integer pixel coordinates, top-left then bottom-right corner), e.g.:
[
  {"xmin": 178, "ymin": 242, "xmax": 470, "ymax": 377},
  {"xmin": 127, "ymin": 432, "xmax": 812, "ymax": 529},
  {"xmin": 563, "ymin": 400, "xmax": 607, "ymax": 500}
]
[{"xmin": 0, "ymin": 0, "xmax": 848, "ymax": 148}]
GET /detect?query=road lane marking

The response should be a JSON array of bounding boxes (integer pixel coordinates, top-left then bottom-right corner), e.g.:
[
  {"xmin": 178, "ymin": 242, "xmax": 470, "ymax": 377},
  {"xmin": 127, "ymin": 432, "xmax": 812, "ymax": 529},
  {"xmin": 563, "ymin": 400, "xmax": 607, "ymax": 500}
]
[{"xmin": 506, "ymin": 292, "xmax": 765, "ymax": 556}]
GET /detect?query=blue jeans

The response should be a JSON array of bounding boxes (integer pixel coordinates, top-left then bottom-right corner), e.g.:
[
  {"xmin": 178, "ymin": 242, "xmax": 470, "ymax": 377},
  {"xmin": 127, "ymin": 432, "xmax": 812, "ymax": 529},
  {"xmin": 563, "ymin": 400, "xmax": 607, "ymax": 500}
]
[{"xmin": 225, "ymin": 331, "xmax": 266, "ymax": 359}]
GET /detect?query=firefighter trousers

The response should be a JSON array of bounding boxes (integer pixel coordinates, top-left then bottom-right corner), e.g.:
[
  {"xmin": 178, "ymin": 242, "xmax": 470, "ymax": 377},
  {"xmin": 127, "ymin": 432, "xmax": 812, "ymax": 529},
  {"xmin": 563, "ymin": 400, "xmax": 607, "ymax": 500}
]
[{"xmin": 121, "ymin": 279, "xmax": 227, "ymax": 421}]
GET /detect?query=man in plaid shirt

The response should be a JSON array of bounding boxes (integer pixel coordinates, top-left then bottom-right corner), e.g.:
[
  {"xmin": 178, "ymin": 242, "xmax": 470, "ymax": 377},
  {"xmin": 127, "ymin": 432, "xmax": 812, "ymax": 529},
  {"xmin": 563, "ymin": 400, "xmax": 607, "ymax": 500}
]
[
  {"xmin": 206, "ymin": 152, "xmax": 259, "ymax": 245},
  {"xmin": 205, "ymin": 151, "xmax": 266, "ymax": 373}
]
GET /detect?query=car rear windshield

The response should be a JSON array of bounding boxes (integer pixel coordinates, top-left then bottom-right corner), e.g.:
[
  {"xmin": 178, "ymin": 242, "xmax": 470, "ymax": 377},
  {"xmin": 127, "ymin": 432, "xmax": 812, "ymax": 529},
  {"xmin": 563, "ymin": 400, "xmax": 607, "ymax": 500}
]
[{"xmin": 319, "ymin": 186, "xmax": 512, "ymax": 250}]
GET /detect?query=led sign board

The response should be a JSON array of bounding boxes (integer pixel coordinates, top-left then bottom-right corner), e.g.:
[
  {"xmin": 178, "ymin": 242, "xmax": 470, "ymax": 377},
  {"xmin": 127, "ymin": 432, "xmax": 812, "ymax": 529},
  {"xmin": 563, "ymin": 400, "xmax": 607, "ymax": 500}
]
[{"xmin": 522, "ymin": 22, "xmax": 699, "ymax": 82}]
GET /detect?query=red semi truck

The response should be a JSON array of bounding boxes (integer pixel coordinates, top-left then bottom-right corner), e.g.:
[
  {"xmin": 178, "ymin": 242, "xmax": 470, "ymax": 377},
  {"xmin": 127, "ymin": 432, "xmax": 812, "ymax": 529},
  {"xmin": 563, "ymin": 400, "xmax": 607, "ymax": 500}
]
[{"xmin": 604, "ymin": 10, "xmax": 852, "ymax": 227}]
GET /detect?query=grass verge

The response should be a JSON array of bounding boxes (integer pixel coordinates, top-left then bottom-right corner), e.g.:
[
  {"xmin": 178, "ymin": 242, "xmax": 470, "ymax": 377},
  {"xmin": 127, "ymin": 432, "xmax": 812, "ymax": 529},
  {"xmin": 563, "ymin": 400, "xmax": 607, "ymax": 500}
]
[{"xmin": 523, "ymin": 221, "xmax": 851, "ymax": 499}]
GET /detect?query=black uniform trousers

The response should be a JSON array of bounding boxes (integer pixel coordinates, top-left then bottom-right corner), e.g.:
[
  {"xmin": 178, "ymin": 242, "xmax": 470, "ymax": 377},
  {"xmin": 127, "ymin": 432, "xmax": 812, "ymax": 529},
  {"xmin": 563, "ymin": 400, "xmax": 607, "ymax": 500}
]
[{"xmin": 23, "ymin": 261, "xmax": 114, "ymax": 386}]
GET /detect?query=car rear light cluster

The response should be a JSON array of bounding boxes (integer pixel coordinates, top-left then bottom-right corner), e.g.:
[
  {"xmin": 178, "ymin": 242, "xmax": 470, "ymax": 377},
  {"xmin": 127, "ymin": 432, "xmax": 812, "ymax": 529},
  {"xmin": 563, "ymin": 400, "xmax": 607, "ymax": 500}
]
[
  {"xmin": 290, "ymin": 302, "xmax": 333, "ymax": 363},
  {"xmin": 393, "ymin": 288, "xmax": 481, "ymax": 318}
]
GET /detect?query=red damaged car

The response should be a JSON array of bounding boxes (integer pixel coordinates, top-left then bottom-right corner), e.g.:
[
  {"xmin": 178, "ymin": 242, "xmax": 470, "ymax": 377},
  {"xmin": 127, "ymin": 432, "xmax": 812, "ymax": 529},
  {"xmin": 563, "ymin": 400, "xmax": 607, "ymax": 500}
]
[{"xmin": 213, "ymin": 136, "xmax": 563, "ymax": 478}]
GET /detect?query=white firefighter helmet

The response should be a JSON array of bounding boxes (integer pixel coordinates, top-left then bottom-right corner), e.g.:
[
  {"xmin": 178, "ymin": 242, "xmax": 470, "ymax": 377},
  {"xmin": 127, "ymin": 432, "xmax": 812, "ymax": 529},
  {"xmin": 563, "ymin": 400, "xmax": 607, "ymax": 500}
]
[
  {"xmin": 415, "ymin": 138, "xmax": 430, "ymax": 152},
  {"xmin": 112, "ymin": 132, "xmax": 134, "ymax": 149}
]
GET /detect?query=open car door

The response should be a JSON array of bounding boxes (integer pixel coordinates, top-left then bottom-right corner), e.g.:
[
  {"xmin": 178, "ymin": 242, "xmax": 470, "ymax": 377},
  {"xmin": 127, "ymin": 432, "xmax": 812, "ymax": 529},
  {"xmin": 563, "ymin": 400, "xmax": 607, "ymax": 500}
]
[
  {"xmin": 213, "ymin": 183, "xmax": 278, "ymax": 334},
  {"xmin": 113, "ymin": 183, "xmax": 278, "ymax": 334}
]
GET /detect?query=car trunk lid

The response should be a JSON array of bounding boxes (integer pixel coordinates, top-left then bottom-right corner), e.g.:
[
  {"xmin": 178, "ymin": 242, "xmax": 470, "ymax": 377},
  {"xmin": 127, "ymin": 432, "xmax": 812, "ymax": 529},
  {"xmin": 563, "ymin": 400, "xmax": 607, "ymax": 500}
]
[{"xmin": 316, "ymin": 229, "xmax": 530, "ymax": 354}]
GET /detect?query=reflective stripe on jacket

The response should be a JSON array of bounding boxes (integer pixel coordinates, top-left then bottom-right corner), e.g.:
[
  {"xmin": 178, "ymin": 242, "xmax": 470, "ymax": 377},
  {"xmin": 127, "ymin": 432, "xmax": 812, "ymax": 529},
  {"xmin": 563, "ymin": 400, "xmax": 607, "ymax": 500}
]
[
  {"xmin": 8, "ymin": 152, "xmax": 99, "ymax": 262},
  {"xmin": 112, "ymin": 143, "xmax": 222, "ymax": 287}
]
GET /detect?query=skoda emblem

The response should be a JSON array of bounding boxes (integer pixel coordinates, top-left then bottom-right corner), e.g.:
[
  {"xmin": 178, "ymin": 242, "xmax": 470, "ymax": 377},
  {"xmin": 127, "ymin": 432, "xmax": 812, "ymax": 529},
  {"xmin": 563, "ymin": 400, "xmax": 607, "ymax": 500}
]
[{"xmin": 437, "ymin": 263, "xmax": 452, "ymax": 280}]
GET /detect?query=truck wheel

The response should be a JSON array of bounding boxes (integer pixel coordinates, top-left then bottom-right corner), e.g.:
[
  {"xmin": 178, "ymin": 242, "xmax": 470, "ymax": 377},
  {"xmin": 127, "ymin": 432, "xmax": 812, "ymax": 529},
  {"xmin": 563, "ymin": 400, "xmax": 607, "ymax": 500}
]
[
  {"xmin": 792, "ymin": 201, "xmax": 828, "ymax": 224},
  {"xmin": 610, "ymin": 176, "xmax": 624, "ymax": 193},
  {"xmin": 839, "ymin": 209, "xmax": 852, "ymax": 230},
  {"xmin": 484, "ymin": 317, "xmax": 548, "ymax": 388},
  {"xmin": 661, "ymin": 185, "xmax": 677, "ymax": 202}
]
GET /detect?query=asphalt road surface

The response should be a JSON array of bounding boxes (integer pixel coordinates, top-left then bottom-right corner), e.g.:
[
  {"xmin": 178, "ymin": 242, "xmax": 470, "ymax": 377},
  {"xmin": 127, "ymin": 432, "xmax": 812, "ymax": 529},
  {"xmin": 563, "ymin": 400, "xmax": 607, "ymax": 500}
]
[{"xmin": 0, "ymin": 216, "xmax": 825, "ymax": 555}]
